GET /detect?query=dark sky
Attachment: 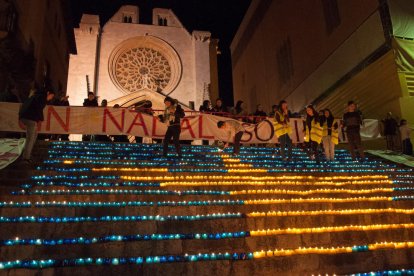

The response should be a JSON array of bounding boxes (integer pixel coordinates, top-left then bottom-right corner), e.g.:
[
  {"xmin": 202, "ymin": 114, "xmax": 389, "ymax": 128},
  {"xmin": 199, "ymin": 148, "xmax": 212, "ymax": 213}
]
[{"xmin": 70, "ymin": 0, "xmax": 252, "ymax": 106}]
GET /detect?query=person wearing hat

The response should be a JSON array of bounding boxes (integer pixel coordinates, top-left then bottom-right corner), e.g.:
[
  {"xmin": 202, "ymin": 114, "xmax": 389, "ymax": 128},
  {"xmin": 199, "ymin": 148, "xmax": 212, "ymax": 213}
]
[{"xmin": 160, "ymin": 97, "xmax": 185, "ymax": 157}]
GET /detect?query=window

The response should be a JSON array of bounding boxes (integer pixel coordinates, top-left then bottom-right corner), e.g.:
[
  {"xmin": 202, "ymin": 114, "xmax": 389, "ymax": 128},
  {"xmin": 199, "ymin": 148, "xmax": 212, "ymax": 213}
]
[
  {"xmin": 321, "ymin": 0, "xmax": 341, "ymax": 34},
  {"xmin": 277, "ymin": 37, "xmax": 294, "ymax": 85},
  {"xmin": 158, "ymin": 16, "xmax": 167, "ymax": 26}
]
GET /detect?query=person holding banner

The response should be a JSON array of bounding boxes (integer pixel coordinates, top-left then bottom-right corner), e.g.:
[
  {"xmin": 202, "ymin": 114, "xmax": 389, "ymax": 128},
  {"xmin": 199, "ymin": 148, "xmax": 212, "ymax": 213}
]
[
  {"xmin": 320, "ymin": 109, "xmax": 339, "ymax": 161},
  {"xmin": 160, "ymin": 97, "xmax": 185, "ymax": 158},
  {"xmin": 303, "ymin": 105, "xmax": 322, "ymax": 161},
  {"xmin": 19, "ymin": 84, "xmax": 55, "ymax": 163},
  {"xmin": 343, "ymin": 101, "xmax": 365, "ymax": 160},
  {"xmin": 274, "ymin": 100, "xmax": 292, "ymax": 161},
  {"xmin": 217, "ymin": 120, "xmax": 245, "ymax": 155}
]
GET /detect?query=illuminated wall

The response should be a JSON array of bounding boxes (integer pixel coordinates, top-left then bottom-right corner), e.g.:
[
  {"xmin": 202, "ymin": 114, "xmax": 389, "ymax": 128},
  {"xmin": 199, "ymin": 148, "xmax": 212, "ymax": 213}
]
[{"xmin": 67, "ymin": 6, "xmax": 216, "ymax": 110}]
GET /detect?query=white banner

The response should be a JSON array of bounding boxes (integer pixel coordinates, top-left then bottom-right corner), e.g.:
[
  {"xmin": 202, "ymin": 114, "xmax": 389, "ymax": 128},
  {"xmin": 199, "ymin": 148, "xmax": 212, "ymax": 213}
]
[{"xmin": 0, "ymin": 102, "xmax": 380, "ymax": 143}]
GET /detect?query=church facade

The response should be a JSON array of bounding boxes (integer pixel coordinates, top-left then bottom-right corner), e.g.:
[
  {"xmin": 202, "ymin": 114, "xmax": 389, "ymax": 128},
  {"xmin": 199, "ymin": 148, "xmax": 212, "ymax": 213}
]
[{"xmin": 67, "ymin": 5, "xmax": 218, "ymax": 110}]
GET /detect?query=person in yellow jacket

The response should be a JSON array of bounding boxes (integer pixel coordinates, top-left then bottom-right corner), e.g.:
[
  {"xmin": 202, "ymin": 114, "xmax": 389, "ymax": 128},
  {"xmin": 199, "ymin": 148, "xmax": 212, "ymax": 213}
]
[
  {"xmin": 274, "ymin": 100, "xmax": 293, "ymax": 161},
  {"xmin": 303, "ymin": 105, "xmax": 322, "ymax": 161},
  {"xmin": 320, "ymin": 109, "xmax": 339, "ymax": 161}
]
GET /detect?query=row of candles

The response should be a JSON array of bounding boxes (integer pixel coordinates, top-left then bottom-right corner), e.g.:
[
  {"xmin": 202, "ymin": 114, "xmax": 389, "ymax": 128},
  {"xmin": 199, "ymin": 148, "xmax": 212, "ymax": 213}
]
[
  {"xmin": 247, "ymin": 208, "xmax": 414, "ymax": 217},
  {"xmin": 0, "ymin": 252, "xmax": 254, "ymax": 269},
  {"xmin": 1, "ymin": 222, "xmax": 413, "ymax": 247},
  {"xmin": 2, "ymin": 195, "xmax": 413, "ymax": 208},
  {"xmin": 0, "ymin": 213, "xmax": 243, "ymax": 223},
  {"xmin": 26, "ymin": 181, "xmax": 161, "ymax": 188},
  {"xmin": 156, "ymin": 180, "xmax": 393, "ymax": 187},
  {"xmin": 1, "ymin": 240, "xmax": 414, "ymax": 269},
  {"xmin": 14, "ymin": 189, "xmax": 230, "ymax": 196},
  {"xmin": 252, "ymin": 240, "xmax": 414, "ymax": 258},
  {"xmin": 22, "ymin": 184, "xmax": 404, "ymax": 195},
  {"xmin": 118, "ymin": 174, "xmax": 391, "ymax": 181},
  {"xmin": 2, "ymin": 207, "xmax": 414, "ymax": 222},
  {"xmin": 1, "ymin": 231, "xmax": 249, "ymax": 246}
]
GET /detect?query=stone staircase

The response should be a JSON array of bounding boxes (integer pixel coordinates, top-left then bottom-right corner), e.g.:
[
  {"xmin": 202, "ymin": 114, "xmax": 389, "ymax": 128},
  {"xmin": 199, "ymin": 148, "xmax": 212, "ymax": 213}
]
[{"xmin": 0, "ymin": 141, "xmax": 414, "ymax": 275}]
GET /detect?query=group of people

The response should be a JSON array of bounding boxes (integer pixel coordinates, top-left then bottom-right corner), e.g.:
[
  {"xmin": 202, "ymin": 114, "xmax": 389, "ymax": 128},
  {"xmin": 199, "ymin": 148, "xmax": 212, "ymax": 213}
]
[
  {"xmin": 217, "ymin": 100, "xmax": 366, "ymax": 162},
  {"xmin": 16, "ymin": 84, "xmax": 412, "ymax": 163},
  {"xmin": 381, "ymin": 113, "xmax": 413, "ymax": 155}
]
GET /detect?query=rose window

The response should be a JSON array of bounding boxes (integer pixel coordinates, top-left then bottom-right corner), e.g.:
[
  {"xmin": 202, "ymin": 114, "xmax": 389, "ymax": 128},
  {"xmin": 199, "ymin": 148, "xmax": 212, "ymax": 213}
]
[
  {"xmin": 114, "ymin": 48, "xmax": 172, "ymax": 92},
  {"xmin": 109, "ymin": 36, "xmax": 182, "ymax": 94}
]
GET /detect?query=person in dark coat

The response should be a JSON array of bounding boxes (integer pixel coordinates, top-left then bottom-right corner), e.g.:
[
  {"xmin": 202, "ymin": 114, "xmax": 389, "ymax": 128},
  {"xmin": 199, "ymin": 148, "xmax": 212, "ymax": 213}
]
[
  {"xmin": 199, "ymin": 100, "xmax": 212, "ymax": 145},
  {"xmin": 82, "ymin": 92, "xmax": 98, "ymax": 141},
  {"xmin": 254, "ymin": 104, "xmax": 267, "ymax": 123},
  {"xmin": 343, "ymin": 101, "xmax": 365, "ymax": 160},
  {"xmin": 160, "ymin": 97, "xmax": 185, "ymax": 158},
  {"xmin": 57, "ymin": 95, "xmax": 70, "ymax": 141},
  {"xmin": 83, "ymin": 92, "xmax": 98, "ymax": 107},
  {"xmin": 19, "ymin": 84, "xmax": 55, "ymax": 163},
  {"xmin": 199, "ymin": 100, "xmax": 211, "ymax": 113},
  {"xmin": 213, "ymin": 98, "xmax": 228, "ymax": 114}
]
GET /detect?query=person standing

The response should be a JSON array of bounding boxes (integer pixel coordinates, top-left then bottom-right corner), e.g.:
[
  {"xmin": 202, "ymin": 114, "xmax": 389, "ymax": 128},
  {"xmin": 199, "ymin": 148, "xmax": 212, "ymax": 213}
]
[
  {"xmin": 199, "ymin": 100, "xmax": 212, "ymax": 113},
  {"xmin": 399, "ymin": 119, "xmax": 413, "ymax": 155},
  {"xmin": 82, "ymin": 92, "xmax": 98, "ymax": 141},
  {"xmin": 83, "ymin": 92, "xmax": 98, "ymax": 107},
  {"xmin": 254, "ymin": 104, "xmax": 267, "ymax": 123},
  {"xmin": 233, "ymin": 100, "xmax": 248, "ymax": 121},
  {"xmin": 217, "ymin": 120, "xmax": 245, "ymax": 155},
  {"xmin": 213, "ymin": 98, "xmax": 228, "ymax": 114},
  {"xmin": 303, "ymin": 105, "xmax": 322, "ymax": 160},
  {"xmin": 382, "ymin": 112, "xmax": 398, "ymax": 151},
  {"xmin": 320, "ymin": 109, "xmax": 339, "ymax": 161},
  {"xmin": 274, "ymin": 100, "xmax": 292, "ymax": 161},
  {"xmin": 19, "ymin": 84, "xmax": 55, "ymax": 163},
  {"xmin": 58, "ymin": 95, "xmax": 70, "ymax": 141},
  {"xmin": 269, "ymin": 104, "xmax": 278, "ymax": 118},
  {"xmin": 161, "ymin": 97, "xmax": 185, "ymax": 158},
  {"xmin": 343, "ymin": 101, "xmax": 365, "ymax": 160},
  {"xmin": 199, "ymin": 100, "xmax": 212, "ymax": 145}
]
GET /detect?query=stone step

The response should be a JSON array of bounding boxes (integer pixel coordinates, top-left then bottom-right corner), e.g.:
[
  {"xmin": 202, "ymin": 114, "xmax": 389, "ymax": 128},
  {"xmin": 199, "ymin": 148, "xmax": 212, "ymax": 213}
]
[
  {"xmin": 1, "ymin": 213, "xmax": 414, "ymax": 238},
  {"xmin": 1, "ymin": 229, "xmax": 414, "ymax": 261},
  {"xmin": 2, "ymin": 246, "xmax": 414, "ymax": 275},
  {"xmin": 1, "ymin": 200, "xmax": 414, "ymax": 216}
]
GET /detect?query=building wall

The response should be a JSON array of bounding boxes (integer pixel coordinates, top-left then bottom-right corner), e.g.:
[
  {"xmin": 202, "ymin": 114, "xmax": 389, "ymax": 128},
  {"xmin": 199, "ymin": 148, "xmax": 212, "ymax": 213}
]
[
  {"xmin": 66, "ymin": 14, "xmax": 100, "ymax": 106},
  {"xmin": 317, "ymin": 50, "xmax": 402, "ymax": 119},
  {"xmin": 231, "ymin": 0, "xmax": 381, "ymax": 114},
  {"xmin": 13, "ymin": 0, "xmax": 74, "ymax": 93}
]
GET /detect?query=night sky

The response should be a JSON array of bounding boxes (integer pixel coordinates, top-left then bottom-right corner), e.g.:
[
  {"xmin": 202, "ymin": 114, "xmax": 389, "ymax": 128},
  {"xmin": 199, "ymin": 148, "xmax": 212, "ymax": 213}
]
[{"xmin": 70, "ymin": 0, "xmax": 252, "ymax": 107}]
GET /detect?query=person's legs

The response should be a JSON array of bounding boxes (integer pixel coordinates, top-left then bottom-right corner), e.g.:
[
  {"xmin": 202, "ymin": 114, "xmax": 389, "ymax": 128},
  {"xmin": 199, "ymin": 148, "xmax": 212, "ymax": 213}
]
[
  {"xmin": 21, "ymin": 119, "xmax": 38, "ymax": 160},
  {"xmin": 354, "ymin": 132, "xmax": 365, "ymax": 159},
  {"xmin": 279, "ymin": 134, "xmax": 286, "ymax": 159},
  {"xmin": 329, "ymin": 138, "xmax": 335, "ymax": 160},
  {"xmin": 311, "ymin": 140, "xmax": 319, "ymax": 161},
  {"xmin": 163, "ymin": 127, "xmax": 174, "ymax": 156},
  {"xmin": 322, "ymin": 136, "xmax": 330, "ymax": 160},
  {"xmin": 347, "ymin": 131, "xmax": 360, "ymax": 160},
  {"xmin": 233, "ymin": 131, "xmax": 244, "ymax": 155},
  {"xmin": 285, "ymin": 134, "xmax": 292, "ymax": 160},
  {"xmin": 172, "ymin": 126, "xmax": 182, "ymax": 156}
]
